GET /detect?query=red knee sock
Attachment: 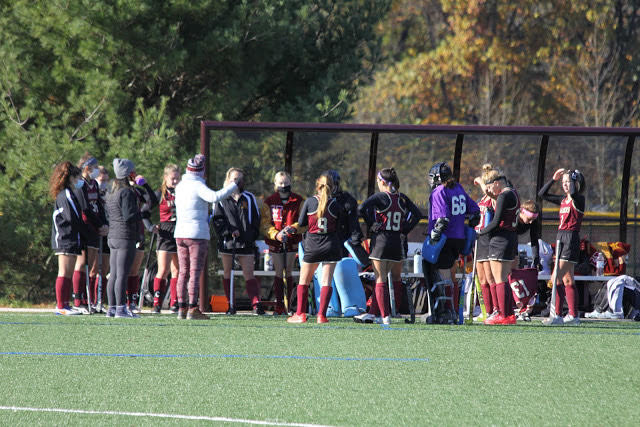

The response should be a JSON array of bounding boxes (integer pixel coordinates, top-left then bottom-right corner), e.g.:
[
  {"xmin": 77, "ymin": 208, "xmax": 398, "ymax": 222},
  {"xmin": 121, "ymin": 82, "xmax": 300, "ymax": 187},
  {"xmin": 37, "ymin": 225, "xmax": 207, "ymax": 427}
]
[
  {"xmin": 87, "ymin": 276, "xmax": 96, "ymax": 305},
  {"xmin": 369, "ymin": 288, "xmax": 380, "ymax": 316},
  {"xmin": 393, "ymin": 281, "xmax": 404, "ymax": 312},
  {"xmin": 169, "ymin": 278, "xmax": 178, "ymax": 307},
  {"xmin": 490, "ymin": 284, "xmax": 499, "ymax": 313},
  {"xmin": 319, "ymin": 286, "xmax": 332, "ymax": 317},
  {"xmin": 495, "ymin": 282, "xmax": 507, "ymax": 316},
  {"xmin": 72, "ymin": 270, "xmax": 84, "ymax": 306},
  {"xmin": 55, "ymin": 277, "xmax": 65, "ymax": 309},
  {"xmin": 64, "ymin": 277, "xmax": 73, "ymax": 306},
  {"xmin": 481, "ymin": 283, "xmax": 493, "ymax": 314},
  {"xmin": 555, "ymin": 284, "xmax": 566, "ymax": 316},
  {"xmin": 296, "ymin": 284, "xmax": 309, "ymax": 315},
  {"xmin": 504, "ymin": 282, "xmax": 514, "ymax": 316},
  {"xmin": 375, "ymin": 282, "xmax": 390, "ymax": 318},
  {"xmin": 246, "ymin": 278, "xmax": 261, "ymax": 308},
  {"xmin": 273, "ymin": 277, "xmax": 284, "ymax": 305},
  {"xmin": 451, "ymin": 280, "xmax": 459, "ymax": 311},
  {"xmin": 153, "ymin": 278, "xmax": 166, "ymax": 306},
  {"xmin": 564, "ymin": 283, "xmax": 578, "ymax": 317}
]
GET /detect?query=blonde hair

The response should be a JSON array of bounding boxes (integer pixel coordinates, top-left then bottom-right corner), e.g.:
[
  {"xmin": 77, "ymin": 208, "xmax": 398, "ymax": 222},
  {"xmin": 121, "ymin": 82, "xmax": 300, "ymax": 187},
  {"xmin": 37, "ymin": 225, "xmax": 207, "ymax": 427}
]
[
  {"xmin": 482, "ymin": 163, "xmax": 505, "ymax": 185},
  {"xmin": 161, "ymin": 163, "xmax": 180, "ymax": 200},
  {"xmin": 316, "ymin": 173, "xmax": 334, "ymax": 219},
  {"xmin": 225, "ymin": 167, "xmax": 245, "ymax": 183},
  {"xmin": 521, "ymin": 199, "xmax": 539, "ymax": 213},
  {"xmin": 273, "ymin": 171, "xmax": 291, "ymax": 191}
]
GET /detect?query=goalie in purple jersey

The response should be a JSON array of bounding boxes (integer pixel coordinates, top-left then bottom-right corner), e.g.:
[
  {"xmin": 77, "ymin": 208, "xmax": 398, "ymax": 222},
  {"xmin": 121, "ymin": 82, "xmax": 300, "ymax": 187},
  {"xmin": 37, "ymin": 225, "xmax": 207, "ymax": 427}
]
[{"xmin": 425, "ymin": 162, "xmax": 480, "ymax": 322}]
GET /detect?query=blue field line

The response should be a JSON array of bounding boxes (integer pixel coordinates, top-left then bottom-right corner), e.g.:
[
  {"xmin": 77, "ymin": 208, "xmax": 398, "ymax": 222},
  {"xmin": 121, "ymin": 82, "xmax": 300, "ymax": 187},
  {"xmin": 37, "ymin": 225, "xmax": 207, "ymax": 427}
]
[
  {"xmin": 0, "ymin": 319, "xmax": 639, "ymax": 337},
  {"xmin": 0, "ymin": 351, "xmax": 429, "ymax": 363}
]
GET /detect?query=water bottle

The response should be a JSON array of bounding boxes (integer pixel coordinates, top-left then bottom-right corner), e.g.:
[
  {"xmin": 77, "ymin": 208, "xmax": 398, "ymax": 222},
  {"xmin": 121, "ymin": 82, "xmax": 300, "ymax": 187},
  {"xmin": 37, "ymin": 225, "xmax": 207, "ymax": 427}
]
[
  {"xmin": 263, "ymin": 249, "xmax": 273, "ymax": 271},
  {"xmin": 413, "ymin": 251, "xmax": 423, "ymax": 274},
  {"xmin": 596, "ymin": 252, "xmax": 605, "ymax": 276}
]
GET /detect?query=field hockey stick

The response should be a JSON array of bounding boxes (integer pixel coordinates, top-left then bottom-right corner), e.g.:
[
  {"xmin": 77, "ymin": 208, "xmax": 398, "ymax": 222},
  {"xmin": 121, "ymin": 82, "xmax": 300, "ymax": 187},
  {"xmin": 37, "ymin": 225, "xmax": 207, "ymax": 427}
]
[
  {"xmin": 388, "ymin": 271, "xmax": 397, "ymax": 317},
  {"xmin": 282, "ymin": 233, "xmax": 289, "ymax": 311},
  {"xmin": 458, "ymin": 257, "xmax": 465, "ymax": 324},
  {"xmin": 96, "ymin": 238, "xmax": 104, "ymax": 312},
  {"xmin": 549, "ymin": 239, "xmax": 562, "ymax": 318},
  {"xmin": 466, "ymin": 240, "xmax": 479, "ymax": 323},
  {"xmin": 229, "ymin": 237, "xmax": 237, "ymax": 314},
  {"xmin": 404, "ymin": 279, "xmax": 416, "ymax": 324},
  {"xmin": 139, "ymin": 232, "xmax": 157, "ymax": 312}
]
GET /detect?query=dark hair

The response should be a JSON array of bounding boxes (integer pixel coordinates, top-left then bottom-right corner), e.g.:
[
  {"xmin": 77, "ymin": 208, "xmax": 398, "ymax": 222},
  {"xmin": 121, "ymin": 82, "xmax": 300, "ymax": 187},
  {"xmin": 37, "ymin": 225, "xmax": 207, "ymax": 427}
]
[
  {"xmin": 111, "ymin": 177, "xmax": 130, "ymax": 193},
  {"xmin": 49, "ymin": 162, "xmax": 81, "ymax": 200},
  {"xmin": 378, "ymin": 168, "xmax": 400, "ymax": 192}
]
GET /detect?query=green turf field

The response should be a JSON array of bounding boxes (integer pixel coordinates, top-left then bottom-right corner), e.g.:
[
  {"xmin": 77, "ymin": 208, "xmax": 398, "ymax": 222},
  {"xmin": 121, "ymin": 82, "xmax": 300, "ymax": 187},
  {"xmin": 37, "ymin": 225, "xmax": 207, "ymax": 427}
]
[{"xmin": 0, "ymin": 312, "xmax": 639, "ymax": 426}]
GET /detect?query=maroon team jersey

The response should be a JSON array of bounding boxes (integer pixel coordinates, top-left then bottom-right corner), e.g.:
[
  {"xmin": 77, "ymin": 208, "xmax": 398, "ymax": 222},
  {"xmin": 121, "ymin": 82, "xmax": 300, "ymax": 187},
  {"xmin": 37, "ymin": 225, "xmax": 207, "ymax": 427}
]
[
  {"xmin": 374, "ymin": 192, "xmax": 406, "ymax": 233},
  {"xmin": 476, "ymin": 195, "xmax": 493, "ymax": 232},
  {"xmin": 559, "ymin": 197, "xmax": 583, "ymax": 231},
  {"xmin": 159, "ymin": 187, "xmax": 176, "ymax": 222},
  {"xmin": 495, "ymin": 188, "xmax": 520, "ymax": 232},
  {"xmin": 307, "ymin": 196, "xmax": 339, "ymax": 234}
]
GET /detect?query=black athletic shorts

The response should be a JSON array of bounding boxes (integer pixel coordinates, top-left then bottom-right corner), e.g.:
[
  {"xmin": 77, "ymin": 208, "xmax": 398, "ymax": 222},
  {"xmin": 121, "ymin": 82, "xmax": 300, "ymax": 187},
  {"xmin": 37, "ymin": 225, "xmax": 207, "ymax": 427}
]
[
  {"xmin": 475, "ymin": 233, "xmax": 490, "ymax": 262},
  {"xmin": 302, "ymin": 233, "xmax": 341, "ymax": 263},
  {"xmin": 218, "ymin": 243, "xmax": 257, "ymax": 257},
  {"xmin": 156, "ymin": 222, "xmax": 177, "ymax": 253},
  {"xmin": 488, "ymin": 229, "xmax": 518, "ymax": 262},
  {"xmin": 54, "ymin": 244, "xmax": 82, "ymax": 256},
  {"xmin": 557, "ymin": 229, "xmax": 580, "ymax": 263},
  {"xmin": 435, "ymin": 238, "xmax": 465, "ymax": 270},
  {"xmin": 369, "ymin": 232, "xmax": 403, "ymax": 262},
  {"xmin": 85, "ymin": 232, "xmax": 100, "ymax": 250},
  {"xmin": 101, "ymin": 236, "xmax": 110, "ymax": 254}
]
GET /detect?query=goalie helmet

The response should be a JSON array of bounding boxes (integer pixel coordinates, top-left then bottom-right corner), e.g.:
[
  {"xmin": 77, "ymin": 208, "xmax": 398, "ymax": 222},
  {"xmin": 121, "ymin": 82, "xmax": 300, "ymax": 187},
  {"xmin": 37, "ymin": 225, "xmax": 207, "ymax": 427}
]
[
  {"xmin": 569, "ymin": 169, "xmax": 585, "ymax": 194},
  {"xmin": 428, "ymin": 162, "xmax": 452, "ymax": 190}
]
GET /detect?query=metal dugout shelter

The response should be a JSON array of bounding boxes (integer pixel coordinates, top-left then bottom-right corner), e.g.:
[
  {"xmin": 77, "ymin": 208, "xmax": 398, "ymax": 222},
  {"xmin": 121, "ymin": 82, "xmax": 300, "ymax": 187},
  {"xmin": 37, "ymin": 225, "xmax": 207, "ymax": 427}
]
[{"xmin": 198, "ymin": 121, "xmax": 640, "ymax": 312}]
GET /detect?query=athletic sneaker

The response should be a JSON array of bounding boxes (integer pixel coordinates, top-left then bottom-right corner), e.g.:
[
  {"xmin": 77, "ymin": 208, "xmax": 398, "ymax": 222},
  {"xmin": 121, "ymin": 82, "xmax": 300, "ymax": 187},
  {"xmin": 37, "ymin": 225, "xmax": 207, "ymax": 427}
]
[
  {"xmin": 170, "ymin": 305, "xmax": 178, "ymax": 314},
  {"xmin": 484, "ymin": 312, "xmax": 504, "ymax": 325},
  {"xmin": 542, "ymin": 315, "xmax": 564, "ymax": 326},
  {"xmin": 375, "ymin": 316, "xmax": 391, "ymax": 325},
  {"xmin": 287, "ymin": 313, "xmax": 307, "ymax": 323},
  {"xmin": 516, "ymin": 312, "xmax": 531, "ymax": 322},
  {"xmin": 252, "ymin": 305, "xmax": 266, "ymax": 315},
  {"xmin": 55, "ymin": 307, "xmax": 81, "ymax": 316},
  {"xmin": 177, "ymin": 308, "xmax": 187, "ymax": 319},
  {"xmin": 585, "ymin": 310, "xmax": 602, "ymax": 319},
  {"xmin": 151, "ymin": 305, "xmax": 161, "ymax": 314},
  {"xmin": 187, "ymin": 307, "xmax": 209, "ymax": 320},
  {"xmin": 353, "ymin": 313, "xmax": 376, "ymax": 324},
  {"xmin": 72, "ymin": 305, "xmax": 90, "ymax": 315},
  {"xmin": 115, "ymin": 306, "xmax": 139, "ymax": 318},
  {"xmin": 316, "ymin": 314, "xmax": 328, "ymax": 324},
  {"xmin": 105, "ymin": 306, "xmax": 115, "ymax": 318},
  {"xmin": 129, "ymin": 302, "xmax": 141, "ymax": 314},
  {"xmin": 272, "ymin": 305, "xmax": 287, "ymax": 316},
  {"xmin": 498, "ymin": 314, "xmax": 516, "ymax": 325},
  {"xmin": 600, "ymin": 311, "xmax": 623, "ymax": 319},
  {"xmin": 562, "ymin": 314, "xmax": 580, "ymax": 325}
]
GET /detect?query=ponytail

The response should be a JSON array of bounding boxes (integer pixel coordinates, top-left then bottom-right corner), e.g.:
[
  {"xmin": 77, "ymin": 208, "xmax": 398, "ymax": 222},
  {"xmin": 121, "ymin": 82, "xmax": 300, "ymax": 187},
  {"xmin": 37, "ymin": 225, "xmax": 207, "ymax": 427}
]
[
  {"xmin": 316, "ymin": 173, "xmax": 334, "ymax": 218},
  {"xmin": 378, "ymin": 167, "xmax": 400, "ymax": 193}
]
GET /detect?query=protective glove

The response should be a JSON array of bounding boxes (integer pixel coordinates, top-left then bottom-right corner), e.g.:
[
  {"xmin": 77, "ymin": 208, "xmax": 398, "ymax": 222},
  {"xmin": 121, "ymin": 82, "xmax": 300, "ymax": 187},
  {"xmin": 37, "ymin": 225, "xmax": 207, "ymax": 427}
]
[{"xmin": 430, "ymin": 217, "xmax": 449, "ymax": 242}]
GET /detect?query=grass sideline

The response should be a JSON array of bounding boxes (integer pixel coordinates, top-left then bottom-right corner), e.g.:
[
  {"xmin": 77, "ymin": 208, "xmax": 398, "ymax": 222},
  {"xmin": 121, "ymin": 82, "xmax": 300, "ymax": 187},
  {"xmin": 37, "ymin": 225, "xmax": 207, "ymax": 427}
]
[{"xmin": 0, "ymin": 312, "xmax": 639, "ymax": 426}]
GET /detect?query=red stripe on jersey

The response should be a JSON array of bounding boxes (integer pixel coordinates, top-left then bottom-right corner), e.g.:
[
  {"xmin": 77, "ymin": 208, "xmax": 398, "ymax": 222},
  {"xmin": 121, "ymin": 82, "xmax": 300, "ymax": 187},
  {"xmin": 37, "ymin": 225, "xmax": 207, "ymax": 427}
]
[
  {"xmin": 159, "ymin": 188, "xmax": 176, "ymax": 222},
  {"xmin": 559, "ymin": 197, "xmax": 583, "ymax": 231}
]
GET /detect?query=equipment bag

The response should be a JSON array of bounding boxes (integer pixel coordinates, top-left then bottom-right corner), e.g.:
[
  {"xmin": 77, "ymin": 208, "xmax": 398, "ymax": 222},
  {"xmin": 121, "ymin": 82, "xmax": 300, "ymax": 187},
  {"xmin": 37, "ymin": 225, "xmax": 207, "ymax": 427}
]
[{"xmin": 422, "ymin": 235, "xmax": 447, "ymax": 264}]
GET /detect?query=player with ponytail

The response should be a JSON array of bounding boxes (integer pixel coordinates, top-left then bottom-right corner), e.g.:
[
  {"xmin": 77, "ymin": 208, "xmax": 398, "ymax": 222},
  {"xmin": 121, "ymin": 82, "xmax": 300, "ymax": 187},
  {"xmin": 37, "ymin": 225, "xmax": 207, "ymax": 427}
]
[
  {"xmin": 355, "ymin": 168, "xmax": 422, "ymax": 324},
  {"xmin": 287, "ymin": 172, "xmax": 345, "ymax": 324}
]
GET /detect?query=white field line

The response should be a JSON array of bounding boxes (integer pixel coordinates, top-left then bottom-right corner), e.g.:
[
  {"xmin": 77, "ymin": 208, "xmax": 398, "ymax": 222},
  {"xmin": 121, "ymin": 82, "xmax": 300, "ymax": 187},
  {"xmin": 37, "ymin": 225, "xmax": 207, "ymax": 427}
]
[{"xmin": 0, "ymin": 406, "xmax": 338, "ymax": 427}]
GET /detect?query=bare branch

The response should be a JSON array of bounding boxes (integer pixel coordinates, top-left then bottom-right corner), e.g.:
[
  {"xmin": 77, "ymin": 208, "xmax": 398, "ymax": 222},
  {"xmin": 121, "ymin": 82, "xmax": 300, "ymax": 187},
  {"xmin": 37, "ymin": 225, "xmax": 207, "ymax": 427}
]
[{"xmin": 69, "ymin": 97, "xmax": 105, "ymax": 141}]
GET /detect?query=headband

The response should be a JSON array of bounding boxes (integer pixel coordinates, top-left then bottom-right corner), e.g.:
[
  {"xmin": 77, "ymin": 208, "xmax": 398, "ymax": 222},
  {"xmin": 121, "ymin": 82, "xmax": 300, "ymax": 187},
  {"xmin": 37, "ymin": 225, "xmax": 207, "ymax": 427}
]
[
  {"xmin": 521, "ymin": 208, "xmax": 538, "ymax": 219},
  {"xmin": 377, "ymin": 171, "xmax": 390, "ymax": 185},
  {"xmin": 484, "ymin": 175, "xmax": 505, "ymax": 185}
]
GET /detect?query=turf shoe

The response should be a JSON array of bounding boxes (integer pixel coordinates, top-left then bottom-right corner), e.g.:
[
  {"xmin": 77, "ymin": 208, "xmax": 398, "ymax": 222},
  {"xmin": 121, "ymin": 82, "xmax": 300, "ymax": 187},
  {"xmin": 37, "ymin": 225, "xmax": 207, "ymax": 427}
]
[
  {"xmin": 252, "ymin": 304, "xmax": 266, "ymax": 315},
  {"xmin": 585, "ymin": 310, "xmax": 601, "ymax": 319},
  {"xmin": 187, "ymin": 307, "xmax": 209, "ymax": 320},
  {"xmin": 115, "ymin": 306, "xmax": 139, "ymax": 318},
  {"xmin": 316, "ymin": 314, "xmax": 328, "ymax": 324},
  {"xmin": 353, "ymin": 313, "xmax": 376, "ymax": 323},
  {"xmin": 484, "ymin": 312, "xmax": 504, "ymax": 325},
  {"xmin": 542, "ymin": 315, "xmax": 564, "ymax": 326},
  {"xmin": 562, "ymin": 314, "xmax": 581, "ymax": 325},
  {"xmin": 177, "ymin": 307, "xmax": 187, "ymax": 319},
  {"xmin": 287, "ymin": 313, "xmax": 307, "ymax": 323},
  {"xmin": 55, "ymin": 307, "xmax": 81, "ymax": 316},
  {"xmin": 105, "ymin": 306, "xmax": 116, "ymax": 317},
  {"xmin": 375, "ymin": 316, "xmax": 391, "ymax": 325},
  {"xmin": 498, "ymin": 314, "xmax": 516, "ymax": 325},
  {"xmin": 72, "ymin": 305, "xmax": 90, "ymax": 315},
  {"xmin": 151, "ymin": 305, "xmax": 161, "ymax": 314},
  {"xmin": 170, "ymin": 305, "xmax": 179, "ymax": 314}
]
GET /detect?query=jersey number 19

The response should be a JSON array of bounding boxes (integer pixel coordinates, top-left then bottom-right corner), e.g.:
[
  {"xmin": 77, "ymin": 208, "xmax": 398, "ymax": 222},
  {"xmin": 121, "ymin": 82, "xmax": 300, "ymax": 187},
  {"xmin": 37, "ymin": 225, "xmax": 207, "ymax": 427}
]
[{"xmin": 385, "ymin": 211, "xmax": 402, "ymax": 231}]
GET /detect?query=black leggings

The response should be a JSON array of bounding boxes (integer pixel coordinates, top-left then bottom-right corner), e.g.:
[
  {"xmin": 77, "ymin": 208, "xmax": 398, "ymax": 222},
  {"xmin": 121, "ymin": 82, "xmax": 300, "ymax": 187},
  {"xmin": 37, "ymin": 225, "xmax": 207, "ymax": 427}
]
[{"xmin": 107, "ymin": 238, "xmax": 136, "ymax": 307}]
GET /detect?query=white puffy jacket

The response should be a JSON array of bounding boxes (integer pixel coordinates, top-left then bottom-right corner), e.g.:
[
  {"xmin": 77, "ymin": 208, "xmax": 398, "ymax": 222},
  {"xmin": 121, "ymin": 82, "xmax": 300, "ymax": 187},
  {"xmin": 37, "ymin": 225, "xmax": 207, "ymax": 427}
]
[{"xmin": 174, "ymin": 173, "xmax": 237, "ymax": 240}]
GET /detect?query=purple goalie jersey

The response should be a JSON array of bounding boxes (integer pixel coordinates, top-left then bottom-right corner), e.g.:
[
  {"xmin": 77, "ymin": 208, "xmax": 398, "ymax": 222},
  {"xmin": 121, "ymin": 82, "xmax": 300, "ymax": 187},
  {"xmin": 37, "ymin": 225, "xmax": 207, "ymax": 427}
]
[{"xmin": 428, "ymin": 183, "xmax": 479, "ymax": 239}]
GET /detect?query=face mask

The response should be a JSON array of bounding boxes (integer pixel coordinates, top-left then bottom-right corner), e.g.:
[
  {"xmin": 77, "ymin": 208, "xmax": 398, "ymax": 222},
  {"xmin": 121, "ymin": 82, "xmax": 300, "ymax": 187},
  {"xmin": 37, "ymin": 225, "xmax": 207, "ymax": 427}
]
[
  {"xmin": 74, "ymin": 179, "xmax": 85, "ymax": 189},
  {"xmin": 89, "ymin": 168, "xmax": 100, "ymax": 179},
  {"xmin": 277, "ymin": 185, "xmax": 291, "ymax": 195}
]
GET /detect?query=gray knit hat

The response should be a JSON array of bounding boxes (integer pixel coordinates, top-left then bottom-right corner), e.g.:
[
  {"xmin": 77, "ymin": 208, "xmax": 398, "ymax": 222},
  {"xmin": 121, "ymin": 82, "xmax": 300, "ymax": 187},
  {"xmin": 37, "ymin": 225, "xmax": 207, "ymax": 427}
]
[{"xmin": 113, "ymin": 158, "xmax": 135, "ymax": 179}]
